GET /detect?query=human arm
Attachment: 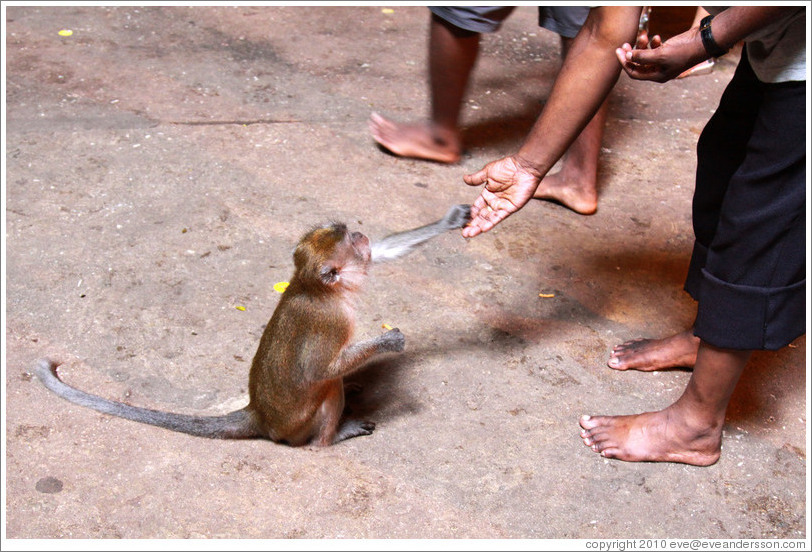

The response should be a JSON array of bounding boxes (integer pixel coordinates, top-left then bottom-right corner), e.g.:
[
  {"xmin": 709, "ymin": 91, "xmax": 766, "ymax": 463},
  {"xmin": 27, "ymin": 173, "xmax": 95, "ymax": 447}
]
[
  {"xmin": 462, "ymin": 7, "xmax": 642, "ymax": 237},
  {"xmin": 616, "ymin": 6, "xmax": 798, "ymax": 82}
]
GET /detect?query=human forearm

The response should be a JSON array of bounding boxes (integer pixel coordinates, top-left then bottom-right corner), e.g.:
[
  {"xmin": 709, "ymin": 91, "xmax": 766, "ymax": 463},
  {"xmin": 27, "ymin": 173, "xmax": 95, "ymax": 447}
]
[
  {"xmin": 460, "ymin": 7, "xmax": 641, "ymax": 238},
  {"xmin": 702, "ymin": 6, "xmax": 796, "ymax": 54},
  {"xmin": 516, "ymin": 7, "xmax": 642, "ymax": 178}
]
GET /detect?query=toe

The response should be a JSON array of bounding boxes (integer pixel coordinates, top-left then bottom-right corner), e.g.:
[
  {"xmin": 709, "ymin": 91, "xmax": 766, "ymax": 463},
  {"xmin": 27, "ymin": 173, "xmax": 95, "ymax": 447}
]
[{"xmin": 579, "ymin": 414, "xmax": 598, "ymax": 430}]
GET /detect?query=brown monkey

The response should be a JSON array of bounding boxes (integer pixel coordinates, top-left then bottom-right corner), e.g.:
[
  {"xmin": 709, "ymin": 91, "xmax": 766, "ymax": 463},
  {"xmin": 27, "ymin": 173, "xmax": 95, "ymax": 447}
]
[{"xmin": 35, "ymin": 204, "xmax": 470, "ymax": 446}]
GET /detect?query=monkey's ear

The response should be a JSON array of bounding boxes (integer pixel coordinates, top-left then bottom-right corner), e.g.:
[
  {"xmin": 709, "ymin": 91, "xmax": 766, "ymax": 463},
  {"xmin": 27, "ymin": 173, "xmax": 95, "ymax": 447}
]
[{"xmin": 320, "ymin": 265, "xmax": 341, "ymax": 286}]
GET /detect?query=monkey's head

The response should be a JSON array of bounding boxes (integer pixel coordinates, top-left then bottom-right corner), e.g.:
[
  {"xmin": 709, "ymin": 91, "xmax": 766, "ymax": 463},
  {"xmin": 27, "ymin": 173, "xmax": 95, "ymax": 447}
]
[{"xmin": 292, "ymin": 223, "xmax": 371, "ymax": 293}]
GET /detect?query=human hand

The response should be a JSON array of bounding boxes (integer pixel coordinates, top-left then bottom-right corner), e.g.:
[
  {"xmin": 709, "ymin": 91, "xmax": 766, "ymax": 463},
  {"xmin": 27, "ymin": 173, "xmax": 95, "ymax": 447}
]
[
  {"xmin": 461, "ymin": 155, "xmax": 542, "ymax": 238},
  {"xmin": 616, "ymin": 28, "xmax": 705, "ymax": 83}
]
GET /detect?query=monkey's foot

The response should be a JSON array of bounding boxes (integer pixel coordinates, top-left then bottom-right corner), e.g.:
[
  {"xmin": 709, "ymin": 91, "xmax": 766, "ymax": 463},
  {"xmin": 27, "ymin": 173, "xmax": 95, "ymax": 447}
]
[
  {"xmin": 334, "ymin": 419, "xmax": 376, "ymax": 443},
  {"xmin": 369, "ymin": 112, "xmax": 461, "ymax": 164},
  {"xmin": 532, "ymin": 171, "xmax": 598, "ymax": 215},
  {"xmin": 608, "ymin": 330, "xmax": 700, "ymax": 371},
  {"xmin": 579, "ymin": 408, "xmax": 722, "ymax": 466}
]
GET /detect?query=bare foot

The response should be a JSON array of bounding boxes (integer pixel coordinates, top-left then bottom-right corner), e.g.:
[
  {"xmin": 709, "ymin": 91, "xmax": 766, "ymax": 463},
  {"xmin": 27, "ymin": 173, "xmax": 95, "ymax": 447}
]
[
  {"xmin": 532, "ymin": 171, "xmax": 598, "ymax": 215},
  {"xmin": 579, "ymin": 407, "xmax": 722, "ymax": 466},
  {"xmin": 608, "ymin": 330, "xmax": 700, "ymax": 371},
  {"xmin": 369, "ymin": 112, "xmax": 461, "ymax": 164}
]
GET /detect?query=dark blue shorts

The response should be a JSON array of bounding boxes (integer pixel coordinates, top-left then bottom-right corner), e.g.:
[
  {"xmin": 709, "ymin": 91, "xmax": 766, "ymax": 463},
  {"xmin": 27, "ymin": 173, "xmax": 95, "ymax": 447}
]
[
  {"xmin": 686, "ymin": 48, "xmax": 806, "ymax": 350},
  {"xmin": 429, "ymin": 6, "xmax": 589, "ymax": 38}
]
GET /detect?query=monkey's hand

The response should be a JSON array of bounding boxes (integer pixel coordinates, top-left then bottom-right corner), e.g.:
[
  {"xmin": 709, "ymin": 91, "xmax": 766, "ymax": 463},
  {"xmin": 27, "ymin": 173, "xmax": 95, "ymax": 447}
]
[
  {"xmin": 441, "ymin": 204, "xmax": 472, "ymax": 230},
  {"xmin": 379, "ymin": 328, "xmax": 406, "ymax": 353}
]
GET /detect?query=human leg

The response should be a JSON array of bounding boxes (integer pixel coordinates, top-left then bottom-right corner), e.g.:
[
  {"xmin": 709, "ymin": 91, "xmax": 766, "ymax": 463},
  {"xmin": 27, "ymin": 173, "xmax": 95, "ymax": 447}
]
[
  {"xmin": 603, "ymin": 87, "xmax": 741, "ymax": 371},
  {"xmin": 531, "ymin": 34, "xmax": 606, "ymax": 214},
  {"xmin": 607, "ymin": 48, "xmax": 805, "ymax": 371},
  {"xmin": 532, "ymin": 9, "xmax": 605, "ymax": 214},
  {"xmin": 369, "ymin": 15, "xmax": 477, "ymax": 163},
  {"xmin": 583, "ymin": 52, "xmax": 805, "ymax": 465},
  {"xmin": 369, "ymin": 7, "xmax": 512, "ymax": 163},
  {"xmin": 581, "ymin": 341, "xmax": 750, "ymax": 465}
]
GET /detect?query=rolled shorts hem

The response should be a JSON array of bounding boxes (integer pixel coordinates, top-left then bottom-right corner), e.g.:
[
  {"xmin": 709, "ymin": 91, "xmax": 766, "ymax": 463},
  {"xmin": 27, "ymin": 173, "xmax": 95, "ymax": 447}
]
[{"xmin": 694, "ymin": 268, "xmax": 806, "ymax": 350}]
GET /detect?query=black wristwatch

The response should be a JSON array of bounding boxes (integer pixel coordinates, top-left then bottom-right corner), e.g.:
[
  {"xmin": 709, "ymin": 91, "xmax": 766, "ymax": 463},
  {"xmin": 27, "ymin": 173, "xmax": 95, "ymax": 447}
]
[{"xmin": 699, "ymin": 15, "xmax": 728, "ymax": 59}]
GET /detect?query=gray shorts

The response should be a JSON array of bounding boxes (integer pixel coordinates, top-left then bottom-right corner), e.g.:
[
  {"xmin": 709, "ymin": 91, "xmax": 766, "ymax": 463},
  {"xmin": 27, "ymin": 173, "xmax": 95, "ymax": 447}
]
[{"xmin": 429, "ymin": 6, "xmax": 589, "ymax": 38}]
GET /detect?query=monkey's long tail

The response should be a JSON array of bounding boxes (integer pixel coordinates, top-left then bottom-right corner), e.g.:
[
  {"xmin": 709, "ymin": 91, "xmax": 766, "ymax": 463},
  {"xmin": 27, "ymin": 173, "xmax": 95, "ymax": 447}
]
[{"xmin": 35, "ymin": 358, "xmax": 262, "ymax": 440}]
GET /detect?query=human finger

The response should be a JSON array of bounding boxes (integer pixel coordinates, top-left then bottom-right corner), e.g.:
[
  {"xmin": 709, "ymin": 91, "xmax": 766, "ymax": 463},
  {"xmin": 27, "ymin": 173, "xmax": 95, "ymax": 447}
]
[
  {"xmin": 635, "ymin": 32, "xmax": 650, "ymax": 49},
  {"xmin": 466, "ymin": 194, "xmax": 487, "ymax": 223},
  {"xmin": 462, "ymin": 209, "xmax": 497, "ymax": 238},
  {"xmin": 462, "ymin": 194, "xmax": 507, "ymax": 237},
  {"xmin": 616, "ymin": 43, "xmax": 634, "ymax": 67},
  {"xmin": 462, "ymin": 203, "xmax": 490, "ymax": 238}
]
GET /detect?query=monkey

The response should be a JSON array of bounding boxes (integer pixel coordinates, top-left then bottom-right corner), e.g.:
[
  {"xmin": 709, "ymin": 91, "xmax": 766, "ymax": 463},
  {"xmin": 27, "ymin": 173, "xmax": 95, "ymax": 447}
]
[{"xmin": 35, "ymin": 204, "xmax": 471, "ymax": 447}]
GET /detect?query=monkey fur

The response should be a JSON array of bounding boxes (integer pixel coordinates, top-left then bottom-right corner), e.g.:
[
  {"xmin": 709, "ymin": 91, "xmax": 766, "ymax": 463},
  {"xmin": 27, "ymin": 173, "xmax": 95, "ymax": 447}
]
[{"xmin": 35, "ymin": 204, "xmax": 471, "ymax": 447}]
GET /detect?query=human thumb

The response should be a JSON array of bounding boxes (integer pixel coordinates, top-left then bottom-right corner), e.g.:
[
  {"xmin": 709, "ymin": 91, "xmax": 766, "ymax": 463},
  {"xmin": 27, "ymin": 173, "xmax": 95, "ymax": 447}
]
[{"xmin": 463, "ymin": 166, "xmax": 488, "ymax": 187}]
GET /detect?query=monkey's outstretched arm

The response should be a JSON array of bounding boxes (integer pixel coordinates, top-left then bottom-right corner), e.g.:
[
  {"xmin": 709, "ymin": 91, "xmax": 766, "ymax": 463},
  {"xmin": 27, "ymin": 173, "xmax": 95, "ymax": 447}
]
[
  {"xmin": 320, "ymin": 328, "xmax": 405, "ymax": 380},
  {"xmin": 370, "ymin": 204, "xmax": 470, "ymax": 263}
]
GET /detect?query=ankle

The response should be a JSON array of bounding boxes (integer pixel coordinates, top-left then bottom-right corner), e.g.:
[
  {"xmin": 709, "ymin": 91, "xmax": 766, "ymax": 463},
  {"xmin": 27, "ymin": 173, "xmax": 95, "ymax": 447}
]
[
  {"xmin": 429, "ymin": 125, "xmax": 460, "ymax": 146},
  {"xmin": 667, "ymin": 399, "xmax": 725, "ymax": 443}
]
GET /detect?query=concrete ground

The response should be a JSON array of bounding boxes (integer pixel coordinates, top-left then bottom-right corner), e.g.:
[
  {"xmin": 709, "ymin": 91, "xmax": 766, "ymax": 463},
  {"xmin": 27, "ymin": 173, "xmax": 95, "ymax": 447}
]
[{"xmin": 3, "ymin": 5, "xmax": 808, "ymax": 543}]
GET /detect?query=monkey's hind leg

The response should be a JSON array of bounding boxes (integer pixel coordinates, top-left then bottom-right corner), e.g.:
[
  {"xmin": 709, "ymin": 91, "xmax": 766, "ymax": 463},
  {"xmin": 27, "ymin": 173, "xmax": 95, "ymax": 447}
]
[{"xmin": 309, "ymin": 380, "xmax": 375, "ymax": 447}]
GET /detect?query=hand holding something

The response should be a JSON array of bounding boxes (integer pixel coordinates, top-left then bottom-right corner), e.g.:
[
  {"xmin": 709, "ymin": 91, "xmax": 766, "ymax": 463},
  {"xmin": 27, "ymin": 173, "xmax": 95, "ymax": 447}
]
[
  {"xmin": 616, "ymin": 29, "xmax": 706, "ymax": 83},
  {"xmin": 461, "ymin": 155, "xmax": 542, "ymax": 238}
]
